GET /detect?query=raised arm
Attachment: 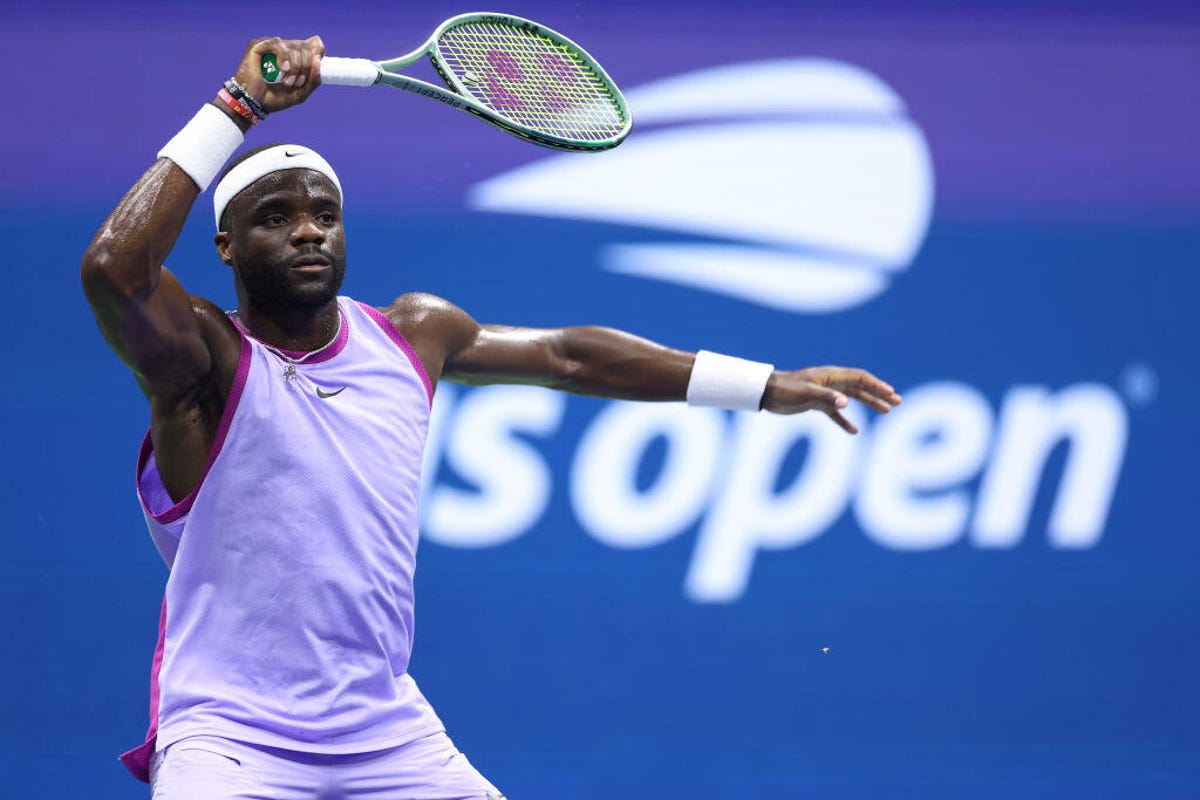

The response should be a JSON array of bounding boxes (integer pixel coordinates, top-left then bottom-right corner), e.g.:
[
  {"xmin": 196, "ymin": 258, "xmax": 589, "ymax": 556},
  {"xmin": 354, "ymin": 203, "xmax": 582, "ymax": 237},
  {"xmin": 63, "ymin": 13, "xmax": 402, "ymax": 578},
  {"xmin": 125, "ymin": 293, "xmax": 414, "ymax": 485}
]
[
  {"xmin": 80, "ymin": 36, "xmax": 324, "ymax": 399},
  {"xmin": 390, "ymin": 294, "xmax": 902, "ymax": 434}
]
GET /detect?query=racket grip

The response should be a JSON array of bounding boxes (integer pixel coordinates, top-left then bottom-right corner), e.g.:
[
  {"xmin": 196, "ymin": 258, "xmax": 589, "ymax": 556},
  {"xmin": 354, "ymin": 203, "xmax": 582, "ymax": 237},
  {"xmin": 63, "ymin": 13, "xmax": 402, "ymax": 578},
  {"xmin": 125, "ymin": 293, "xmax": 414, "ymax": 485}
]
[{"xmin": 319, "ymin": 57, "xmax": 382, "ymax": 87}]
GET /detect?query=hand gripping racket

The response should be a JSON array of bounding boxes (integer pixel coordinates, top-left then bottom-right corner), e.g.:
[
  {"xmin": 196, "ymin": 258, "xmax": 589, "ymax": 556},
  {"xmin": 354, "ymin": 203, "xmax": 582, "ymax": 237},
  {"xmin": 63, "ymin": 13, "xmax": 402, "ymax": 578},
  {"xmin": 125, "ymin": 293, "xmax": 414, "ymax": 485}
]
[{"xmin": 261, "ymin": 13, "xmax": 632, "ymax": 152}]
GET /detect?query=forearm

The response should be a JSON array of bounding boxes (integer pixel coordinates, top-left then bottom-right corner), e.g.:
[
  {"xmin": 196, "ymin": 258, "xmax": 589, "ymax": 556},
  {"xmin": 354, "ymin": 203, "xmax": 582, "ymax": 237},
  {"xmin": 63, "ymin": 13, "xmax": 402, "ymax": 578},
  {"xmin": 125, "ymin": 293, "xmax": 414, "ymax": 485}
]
[
  {"xmin": 552, "ymin": 326, "xmax": 696, "ymax": 401},
  {"xmin": 446, "ymin": 321, "xmax": 767, "ymax": 404},
  {"xmin": 81, "ymin": 101, "xmax": 248, "ymax": 296},
  {"xmin": 82, "ymin": 160, "xmax": 199, "ymax": 297}
]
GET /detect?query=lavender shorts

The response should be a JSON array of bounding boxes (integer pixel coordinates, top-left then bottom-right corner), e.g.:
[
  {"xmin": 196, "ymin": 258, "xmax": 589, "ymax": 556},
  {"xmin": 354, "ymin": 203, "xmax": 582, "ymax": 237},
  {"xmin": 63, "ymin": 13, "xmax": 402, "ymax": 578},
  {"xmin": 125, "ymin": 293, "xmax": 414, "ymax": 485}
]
[{"xmin": 149, "ymin": 731, "xmax": 504, "ymax": 800}]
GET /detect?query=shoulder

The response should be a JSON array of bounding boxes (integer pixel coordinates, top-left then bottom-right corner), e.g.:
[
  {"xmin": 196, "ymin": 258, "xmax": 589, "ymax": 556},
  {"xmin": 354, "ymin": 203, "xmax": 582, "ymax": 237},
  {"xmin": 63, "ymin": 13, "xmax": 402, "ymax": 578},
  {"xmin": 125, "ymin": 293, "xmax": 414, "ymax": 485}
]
[
  {"xmin": 374, "ymin": 293, "xmax": 480, "ymax": 372},
  {"xmin": 378, "ymin": 293, "xmax": 477, "ymax": 342},
  {"xmin": 377, "ymin": 292, "xmax": 471, "ymax": 324}
]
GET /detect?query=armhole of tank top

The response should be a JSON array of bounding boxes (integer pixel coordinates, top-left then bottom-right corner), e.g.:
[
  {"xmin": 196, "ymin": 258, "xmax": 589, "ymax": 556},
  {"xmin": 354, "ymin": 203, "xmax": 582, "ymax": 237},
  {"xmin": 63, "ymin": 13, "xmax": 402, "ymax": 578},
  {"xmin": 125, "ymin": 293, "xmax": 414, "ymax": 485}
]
[
  {"xmin": 135, "ymin": 336, "xmax": 254, "ymax": 524},
  {"xmin": 355, "ymin": 301, "xmax": 434, "ymax": 407}
]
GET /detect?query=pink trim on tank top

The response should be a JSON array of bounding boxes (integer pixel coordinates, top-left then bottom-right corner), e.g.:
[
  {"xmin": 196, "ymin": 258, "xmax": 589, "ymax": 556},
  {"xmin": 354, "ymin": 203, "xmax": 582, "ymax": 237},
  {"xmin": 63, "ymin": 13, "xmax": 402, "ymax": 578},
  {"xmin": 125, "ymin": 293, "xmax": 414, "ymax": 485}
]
[
  {"xmin": 135, "ymin": 336, "xmax": 253, "ymax": 524},
  {"xmin": 226, "ymin": 307, "xmax": 350, "ymax": 364},
  {"xmin": 357, "ymin": 302, "xmax": 434, "ymax": 406},
  {"xmin": 119, "ymin": 596, "xmax": 168, "ymax": 783}
]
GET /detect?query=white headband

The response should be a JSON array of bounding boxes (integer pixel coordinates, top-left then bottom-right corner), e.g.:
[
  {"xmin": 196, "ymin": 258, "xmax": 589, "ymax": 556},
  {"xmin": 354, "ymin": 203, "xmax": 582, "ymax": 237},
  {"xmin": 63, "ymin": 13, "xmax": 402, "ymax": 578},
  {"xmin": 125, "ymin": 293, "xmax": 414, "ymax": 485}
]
[{"xmin": 213, "ymin": 144, "xmax": 343, "ymax": 229}]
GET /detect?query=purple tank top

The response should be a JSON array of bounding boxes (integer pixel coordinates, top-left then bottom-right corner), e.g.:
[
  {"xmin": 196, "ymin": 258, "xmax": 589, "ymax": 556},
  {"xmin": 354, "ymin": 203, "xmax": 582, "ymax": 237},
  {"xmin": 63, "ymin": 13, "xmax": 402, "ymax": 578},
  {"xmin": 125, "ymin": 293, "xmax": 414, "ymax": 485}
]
[{"xmin": 120, "ymin": 297, "xmax": 442, "ymax": 782}]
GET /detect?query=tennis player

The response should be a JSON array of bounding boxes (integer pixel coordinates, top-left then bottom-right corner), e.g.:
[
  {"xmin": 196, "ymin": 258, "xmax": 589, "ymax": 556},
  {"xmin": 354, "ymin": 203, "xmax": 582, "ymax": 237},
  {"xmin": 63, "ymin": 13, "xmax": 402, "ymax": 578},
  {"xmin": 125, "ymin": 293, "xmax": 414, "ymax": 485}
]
[{"xmin": 81, "ymin": 37, "xmax": 901, "ymax": 799}]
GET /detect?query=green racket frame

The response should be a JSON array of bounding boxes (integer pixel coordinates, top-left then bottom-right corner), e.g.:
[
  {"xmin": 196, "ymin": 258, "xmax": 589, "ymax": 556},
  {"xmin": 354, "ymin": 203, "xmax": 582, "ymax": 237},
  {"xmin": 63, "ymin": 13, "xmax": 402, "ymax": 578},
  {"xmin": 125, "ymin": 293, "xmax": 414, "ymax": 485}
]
[{"xmin": 263, "ymin": 12, "xmax": 632, "ymax": 152}]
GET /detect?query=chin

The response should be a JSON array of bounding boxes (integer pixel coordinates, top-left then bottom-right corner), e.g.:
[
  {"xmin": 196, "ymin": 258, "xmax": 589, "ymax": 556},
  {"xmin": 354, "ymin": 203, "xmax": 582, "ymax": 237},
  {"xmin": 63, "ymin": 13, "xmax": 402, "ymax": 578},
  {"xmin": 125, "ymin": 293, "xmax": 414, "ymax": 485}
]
[
  {"xmin": 285, "ymin": 273, "xmax": 345, "ymax": 308},
  {"xmin": 289, "ymin": 284, "xmax": 340, "ymax": 308}
]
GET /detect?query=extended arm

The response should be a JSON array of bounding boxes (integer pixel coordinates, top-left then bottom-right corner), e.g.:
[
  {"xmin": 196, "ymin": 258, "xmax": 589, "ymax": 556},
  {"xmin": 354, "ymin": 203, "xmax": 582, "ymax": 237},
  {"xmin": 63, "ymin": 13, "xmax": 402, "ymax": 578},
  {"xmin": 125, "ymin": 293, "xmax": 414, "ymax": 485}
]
[{"xmin": 393, "ymin": 294, "xmax": 902, "ymax": 434}]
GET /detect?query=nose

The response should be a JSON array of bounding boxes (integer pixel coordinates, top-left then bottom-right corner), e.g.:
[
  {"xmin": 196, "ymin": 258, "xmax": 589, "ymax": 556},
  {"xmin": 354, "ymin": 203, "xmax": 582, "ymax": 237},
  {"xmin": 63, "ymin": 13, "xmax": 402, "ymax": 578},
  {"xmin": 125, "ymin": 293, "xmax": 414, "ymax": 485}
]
[{"xmin": 290, "ymin": 214, "xmax": 325, "ymax": 246}]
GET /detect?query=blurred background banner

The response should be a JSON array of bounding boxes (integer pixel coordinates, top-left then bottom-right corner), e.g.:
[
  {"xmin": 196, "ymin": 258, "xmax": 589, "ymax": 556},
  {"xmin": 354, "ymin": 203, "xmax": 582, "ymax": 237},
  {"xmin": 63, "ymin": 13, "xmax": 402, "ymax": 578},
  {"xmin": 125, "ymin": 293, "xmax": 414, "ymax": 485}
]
[{"xmin": 2, "ymin": 1, "xmax": 1197, "ymax": 797}]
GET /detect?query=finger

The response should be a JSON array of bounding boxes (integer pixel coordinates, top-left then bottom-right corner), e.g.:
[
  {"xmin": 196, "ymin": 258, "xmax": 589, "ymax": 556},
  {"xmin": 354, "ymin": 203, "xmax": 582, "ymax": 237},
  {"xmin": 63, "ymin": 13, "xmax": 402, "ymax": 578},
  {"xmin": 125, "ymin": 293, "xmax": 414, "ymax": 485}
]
[
  {"xmin": 274, "ymin": 39, "xmax": 293, "ymax": 74},
  {"xmin": 285, "ymin": 42, "xmax": 306, "ymax": 86},
  {"xmin": 858, "ymin": 371, "xmax": 900, "ymax": 401},
  {"xmin": 834, "ymin": 368, "xmax": 892, "ymax": 395},
  {"xmin": 295, "ymin": 39, "xmax": 320, "ymax": 87},
  {"xmin": 306, "ymin": 36, "xmax": 325, "ymax": 88},
  {"xmin": 247, "ymin": 36, "xmax": 283, "ymax": 57},
  {"xmin": 833, "ymin": 371, "xmax": 901, "ymax": 406},
  {"xmin": 849, "ymin": 388, "xmax": 894, "ymax": 414},
  {"xmin": 272, "ymin": 39, "xmax": 295, "ymax": 85},
  {"xmin": 246, "ymin": 37, "xmax": 286, "ymax": 78},
  {"xmin": 826, "ymin": 408, "xmax": 858, "ymax": 435}
]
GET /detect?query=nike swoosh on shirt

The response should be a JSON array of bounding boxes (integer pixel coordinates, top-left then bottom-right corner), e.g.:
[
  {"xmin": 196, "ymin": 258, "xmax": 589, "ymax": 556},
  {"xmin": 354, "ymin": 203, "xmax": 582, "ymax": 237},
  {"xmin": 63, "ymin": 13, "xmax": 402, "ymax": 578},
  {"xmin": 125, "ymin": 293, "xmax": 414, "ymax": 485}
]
[{"xmin": 316, "ymin": 386, "xmax": 347, "ymax": 399}]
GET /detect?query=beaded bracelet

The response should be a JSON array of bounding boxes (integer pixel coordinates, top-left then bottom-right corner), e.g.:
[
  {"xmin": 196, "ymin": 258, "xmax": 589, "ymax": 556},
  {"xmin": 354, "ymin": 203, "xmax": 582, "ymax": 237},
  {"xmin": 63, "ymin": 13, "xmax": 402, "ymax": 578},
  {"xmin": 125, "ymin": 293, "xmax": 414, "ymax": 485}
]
[
  {"xmin": 216, "ymin": 86, "xmax": 261, "ymax": 125},
  {"xmin": 223, "ymin": 78, "xmax": 269, "ymax": 121}
]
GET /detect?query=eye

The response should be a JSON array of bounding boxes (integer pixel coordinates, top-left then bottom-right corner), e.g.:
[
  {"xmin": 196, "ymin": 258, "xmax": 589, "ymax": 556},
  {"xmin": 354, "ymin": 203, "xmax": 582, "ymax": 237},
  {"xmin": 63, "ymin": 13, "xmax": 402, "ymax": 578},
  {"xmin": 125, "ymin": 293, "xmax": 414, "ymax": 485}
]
[
  {"xmin": 264, "ymin": 214, "xmax": 287, "ymax": 226},
  {"xmin": 318, "ymin": 212, "xmax": 338, "ymax": 226}
]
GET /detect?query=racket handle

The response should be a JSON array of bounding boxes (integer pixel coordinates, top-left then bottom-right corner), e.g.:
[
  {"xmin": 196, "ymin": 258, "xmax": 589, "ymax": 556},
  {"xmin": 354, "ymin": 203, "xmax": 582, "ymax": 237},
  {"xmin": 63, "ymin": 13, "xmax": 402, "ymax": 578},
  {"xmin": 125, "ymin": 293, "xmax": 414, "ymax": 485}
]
[
  {"xmin": 258, "ymin": 54, "xmax": 380, "ymax": 87},
  {"xmin": 319, "ymin": 57, "xmax": 382, "ymax": 87}
]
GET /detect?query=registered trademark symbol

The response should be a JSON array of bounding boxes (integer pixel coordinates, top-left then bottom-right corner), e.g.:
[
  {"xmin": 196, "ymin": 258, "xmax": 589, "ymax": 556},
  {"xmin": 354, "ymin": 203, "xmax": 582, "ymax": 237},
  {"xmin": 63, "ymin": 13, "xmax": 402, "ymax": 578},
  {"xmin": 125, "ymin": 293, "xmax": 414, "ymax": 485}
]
[{"xmin": 1119, "ymin": 363, "xmax": 1158, "ymax": 407}]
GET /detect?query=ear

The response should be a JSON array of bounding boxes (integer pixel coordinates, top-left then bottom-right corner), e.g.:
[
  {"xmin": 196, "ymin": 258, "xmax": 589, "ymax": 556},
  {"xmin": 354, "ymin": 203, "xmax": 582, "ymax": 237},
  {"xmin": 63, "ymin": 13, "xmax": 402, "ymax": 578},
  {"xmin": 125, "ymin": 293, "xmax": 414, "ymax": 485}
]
[{"xmin": 214, "ymin": 231, "xmax": 234, "ymax": 266}]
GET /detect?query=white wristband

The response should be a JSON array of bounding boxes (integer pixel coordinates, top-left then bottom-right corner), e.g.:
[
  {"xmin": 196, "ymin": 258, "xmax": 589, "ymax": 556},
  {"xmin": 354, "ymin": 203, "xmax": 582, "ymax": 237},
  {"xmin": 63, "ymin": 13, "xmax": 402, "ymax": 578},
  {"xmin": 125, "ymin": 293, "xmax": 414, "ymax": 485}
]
[
  {"xmin": 686, "ymin": 350, "xmax": 775, "ymax": 411},
  {"xmin": 157, "ymin": 104, "xmax": 245, "ymax": 192}
]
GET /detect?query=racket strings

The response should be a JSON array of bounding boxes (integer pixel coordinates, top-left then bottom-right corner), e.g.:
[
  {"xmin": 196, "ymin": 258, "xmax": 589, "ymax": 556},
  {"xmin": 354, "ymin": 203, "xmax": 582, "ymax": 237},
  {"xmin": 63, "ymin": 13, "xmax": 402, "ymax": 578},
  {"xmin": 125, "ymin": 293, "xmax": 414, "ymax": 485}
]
[{"xmin": 436, "ymin": 22, "xmax": 625, "ymax": 141}]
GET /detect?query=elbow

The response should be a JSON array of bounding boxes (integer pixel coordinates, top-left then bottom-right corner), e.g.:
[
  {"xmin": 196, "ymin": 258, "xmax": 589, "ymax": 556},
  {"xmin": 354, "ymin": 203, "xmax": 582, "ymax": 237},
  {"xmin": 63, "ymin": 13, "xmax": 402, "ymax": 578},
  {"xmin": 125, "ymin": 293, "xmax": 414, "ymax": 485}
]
[
  {"xmin": 80, "ymin": 244, "xmax": 115, "ymax": 296},
  {"xmin": 80, "ymin": 243, "xmax": 150, "ymax": 301},
  {"xmin": 548, "ymin": 330, "xmax": 587, "ymax": 388}
]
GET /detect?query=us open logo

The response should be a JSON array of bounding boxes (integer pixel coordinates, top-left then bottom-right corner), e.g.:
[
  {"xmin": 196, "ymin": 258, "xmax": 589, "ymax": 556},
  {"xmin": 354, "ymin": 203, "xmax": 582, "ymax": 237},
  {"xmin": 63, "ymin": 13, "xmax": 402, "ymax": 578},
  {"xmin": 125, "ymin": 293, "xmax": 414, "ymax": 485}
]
[
  {"xmin": 470, "ymin": 59, "xmax": 934, "ymax": 313},
  {"xmin": 424, "ymin": 60, "xmax": 1128, "ymax": 604}
]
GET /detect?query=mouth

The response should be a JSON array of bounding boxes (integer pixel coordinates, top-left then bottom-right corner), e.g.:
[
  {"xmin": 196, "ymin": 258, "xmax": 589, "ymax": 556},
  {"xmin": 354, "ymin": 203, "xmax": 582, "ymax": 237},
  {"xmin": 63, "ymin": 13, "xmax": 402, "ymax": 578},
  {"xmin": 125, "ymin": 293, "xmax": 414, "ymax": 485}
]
[{"xmin": 289, "ymin": 256, "xmax": 332, "ymax": 274}]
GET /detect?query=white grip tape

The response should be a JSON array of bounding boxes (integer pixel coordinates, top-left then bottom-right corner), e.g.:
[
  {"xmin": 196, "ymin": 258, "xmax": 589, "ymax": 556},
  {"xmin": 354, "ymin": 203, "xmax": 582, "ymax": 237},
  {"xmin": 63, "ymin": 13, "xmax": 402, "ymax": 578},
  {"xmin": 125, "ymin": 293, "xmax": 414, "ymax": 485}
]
[
  {"xmin": 686, "ymin": 350, "xmax": 774, "ymax": 411},
  {"xmin": 319, "ymin": 57, "xmax": 381, "ymax": 86},
  {"xmin": 157, "ymin": 104, "xmax": 244, "ymax": 192}
]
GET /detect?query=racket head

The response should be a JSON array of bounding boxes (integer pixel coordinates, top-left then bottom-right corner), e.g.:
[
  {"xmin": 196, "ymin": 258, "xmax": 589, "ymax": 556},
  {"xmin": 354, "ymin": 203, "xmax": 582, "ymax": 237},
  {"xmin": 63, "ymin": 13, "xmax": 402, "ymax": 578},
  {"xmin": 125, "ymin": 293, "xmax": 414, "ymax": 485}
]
[{"xmin": 413, "ymin": 12, "xmax": 632, "ymax": 151}]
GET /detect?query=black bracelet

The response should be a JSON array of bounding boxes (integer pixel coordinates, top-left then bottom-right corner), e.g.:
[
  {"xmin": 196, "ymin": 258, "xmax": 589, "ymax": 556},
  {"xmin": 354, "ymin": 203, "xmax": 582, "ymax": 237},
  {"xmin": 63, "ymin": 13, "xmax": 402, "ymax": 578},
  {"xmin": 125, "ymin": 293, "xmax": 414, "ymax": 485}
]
[
  {"xmin": 224, "ymin": 79, "xmax": 269, "ymax": 121},
  {"xmin": 224, "ymin": 79, "xmax": 268, "ymax": 120}
]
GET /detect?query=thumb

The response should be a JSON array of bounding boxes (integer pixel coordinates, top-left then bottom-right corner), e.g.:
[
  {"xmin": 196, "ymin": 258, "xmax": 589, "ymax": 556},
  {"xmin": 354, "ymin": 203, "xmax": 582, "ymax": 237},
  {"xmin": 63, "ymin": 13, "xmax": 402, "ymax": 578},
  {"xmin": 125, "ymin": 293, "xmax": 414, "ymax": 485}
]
[{"xmin": 822, "ymin": 387, "xmax": 849, "ymax": 410}]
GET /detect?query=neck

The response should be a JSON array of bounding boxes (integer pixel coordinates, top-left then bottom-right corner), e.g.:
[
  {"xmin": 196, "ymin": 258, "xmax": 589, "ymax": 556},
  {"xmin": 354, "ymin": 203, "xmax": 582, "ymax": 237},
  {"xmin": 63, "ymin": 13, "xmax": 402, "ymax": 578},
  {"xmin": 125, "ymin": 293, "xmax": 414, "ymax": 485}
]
[{"xmin": 235, "ymin": 298, "xmax": 340, "ymax": 352}]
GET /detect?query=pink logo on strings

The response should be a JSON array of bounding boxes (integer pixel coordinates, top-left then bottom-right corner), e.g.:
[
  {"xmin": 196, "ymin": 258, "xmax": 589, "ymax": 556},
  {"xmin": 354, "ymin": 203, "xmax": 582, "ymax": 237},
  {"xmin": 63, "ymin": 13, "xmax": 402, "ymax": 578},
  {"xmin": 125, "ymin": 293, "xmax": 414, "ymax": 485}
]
[
  {"xmin": 537, "ymin": 53, "xmax": 577, "ymax": 85},
  {"xmin": 487, "ymin": 50, "xmax": 524, "ymax": 82},
  {"xmin": 487, "ymin": 74, "xmax": 524, "ymax": 109}
]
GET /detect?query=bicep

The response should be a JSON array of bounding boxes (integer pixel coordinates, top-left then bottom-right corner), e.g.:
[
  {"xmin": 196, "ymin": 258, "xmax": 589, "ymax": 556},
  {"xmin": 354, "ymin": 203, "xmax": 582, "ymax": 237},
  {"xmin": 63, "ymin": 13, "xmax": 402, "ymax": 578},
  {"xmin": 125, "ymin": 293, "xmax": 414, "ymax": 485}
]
[{"xmin": 82, "ymin": 263, "xmax": 211, "ymax": 396}]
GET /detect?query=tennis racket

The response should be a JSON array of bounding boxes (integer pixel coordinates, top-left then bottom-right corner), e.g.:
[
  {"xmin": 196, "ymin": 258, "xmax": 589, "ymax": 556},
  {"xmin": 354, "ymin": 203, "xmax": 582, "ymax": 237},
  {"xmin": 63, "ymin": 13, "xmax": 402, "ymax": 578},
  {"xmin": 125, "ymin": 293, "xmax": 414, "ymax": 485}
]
[{"xmin": 261, "ymin": 13, "xmax": 632, "ymax": 152}]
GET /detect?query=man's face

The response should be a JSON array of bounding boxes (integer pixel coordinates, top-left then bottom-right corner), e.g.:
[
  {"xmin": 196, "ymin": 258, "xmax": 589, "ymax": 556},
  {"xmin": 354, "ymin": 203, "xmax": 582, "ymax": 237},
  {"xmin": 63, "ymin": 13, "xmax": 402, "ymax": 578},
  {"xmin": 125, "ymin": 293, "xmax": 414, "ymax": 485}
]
[{"xmin": 217, "ymin": 169, "xmax": 347, "ymax": 312}]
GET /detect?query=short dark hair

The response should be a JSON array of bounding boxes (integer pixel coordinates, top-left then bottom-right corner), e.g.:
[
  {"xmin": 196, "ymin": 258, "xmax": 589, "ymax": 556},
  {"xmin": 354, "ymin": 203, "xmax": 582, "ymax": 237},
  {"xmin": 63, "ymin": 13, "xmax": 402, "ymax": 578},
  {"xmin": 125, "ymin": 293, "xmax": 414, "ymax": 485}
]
[{"xmin": 216, "ymin": 142, "xmax": 290, "ymax": 232}]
